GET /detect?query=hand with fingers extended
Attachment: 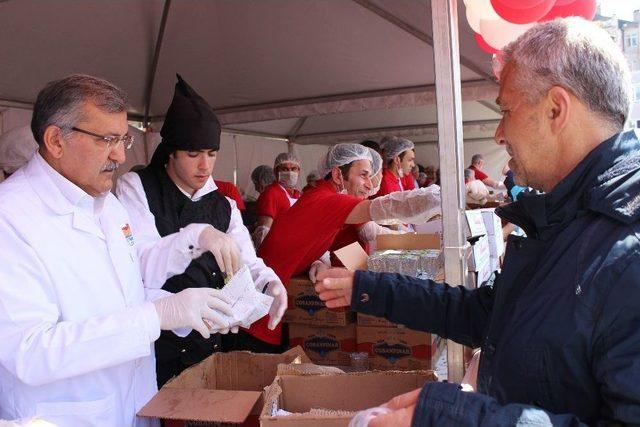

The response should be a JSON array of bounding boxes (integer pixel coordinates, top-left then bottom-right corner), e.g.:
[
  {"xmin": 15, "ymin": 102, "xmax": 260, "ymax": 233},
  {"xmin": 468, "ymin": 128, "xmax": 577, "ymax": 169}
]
[
  {"xmin": 264, "ymin": 280, "xmax": 288, "ymax": 330},
  {"xmin": 314, "ymin": 268, "xmax": 355, "ymax": 308},
  {"xmin": 369, "ymin": 388, "xmax": 421, "ymax": 427},
  {"xmin": 198, "ymin": 225, "xmax": 243, "ymax": 274},
  {"xmin": 153, "ymin": 288, "xmax": 233, "ymax": 339}
]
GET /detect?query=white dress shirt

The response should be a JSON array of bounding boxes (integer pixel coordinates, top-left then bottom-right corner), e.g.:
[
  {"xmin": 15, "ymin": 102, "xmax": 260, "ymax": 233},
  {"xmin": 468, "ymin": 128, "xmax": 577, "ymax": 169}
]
[{"xmin": 116, "ymin": 172, "xmax": 280, "ymax": 293}]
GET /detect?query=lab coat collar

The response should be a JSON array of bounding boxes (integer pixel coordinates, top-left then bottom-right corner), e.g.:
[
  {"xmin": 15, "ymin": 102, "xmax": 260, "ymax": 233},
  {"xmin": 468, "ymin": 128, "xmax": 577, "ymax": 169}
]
[{"xmin": 26, "ymin": 154, "xmax": 107, "ymax": 238}]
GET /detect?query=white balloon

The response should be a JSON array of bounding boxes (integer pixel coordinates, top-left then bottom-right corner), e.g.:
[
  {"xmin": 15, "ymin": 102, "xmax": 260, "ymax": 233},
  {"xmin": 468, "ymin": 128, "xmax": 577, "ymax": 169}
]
[
  {"xmin": 465, "ymin": 0, "xmax": 500, "ymax": 33},
  {"xmin": 480, "ymin": 18, "xmax": 534, "ymax": 50}
]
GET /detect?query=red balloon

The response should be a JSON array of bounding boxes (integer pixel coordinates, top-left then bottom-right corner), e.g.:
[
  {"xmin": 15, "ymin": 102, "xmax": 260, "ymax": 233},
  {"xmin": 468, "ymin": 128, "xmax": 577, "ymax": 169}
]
[
  {"xmin": 541, "ymin": 0, "xmax": 597, "ymax": 21},
  {"xmin": 491, "ymin": 0, "xmax": 555, "ymax": 24},
  {"xmin": 475, "ymin": 33, "xmax": 501, "ymax": 55},
  {"xmin": 492, "ymin": 0, "xmax": 550, "ymax": 10}
]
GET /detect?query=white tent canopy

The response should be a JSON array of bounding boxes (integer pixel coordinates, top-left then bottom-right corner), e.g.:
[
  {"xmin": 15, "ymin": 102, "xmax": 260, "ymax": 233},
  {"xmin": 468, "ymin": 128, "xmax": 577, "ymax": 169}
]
[{"xmin": 0, "ymin": 0, "xmax": 507, "ymax": 195}]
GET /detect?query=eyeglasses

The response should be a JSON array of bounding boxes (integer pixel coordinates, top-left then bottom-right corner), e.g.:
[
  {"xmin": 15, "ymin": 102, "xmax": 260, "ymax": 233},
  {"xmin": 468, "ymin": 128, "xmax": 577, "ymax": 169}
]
[{"xmin": 70, "ymin": 126, "xmax": 135, "ymax": 150}]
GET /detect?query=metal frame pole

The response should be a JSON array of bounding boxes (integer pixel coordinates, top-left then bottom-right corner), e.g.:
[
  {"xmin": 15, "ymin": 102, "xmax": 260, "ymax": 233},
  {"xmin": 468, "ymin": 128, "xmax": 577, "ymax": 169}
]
[{"xmin": 431, "ymin": 0, "xmax": 470, "ymax": 384}]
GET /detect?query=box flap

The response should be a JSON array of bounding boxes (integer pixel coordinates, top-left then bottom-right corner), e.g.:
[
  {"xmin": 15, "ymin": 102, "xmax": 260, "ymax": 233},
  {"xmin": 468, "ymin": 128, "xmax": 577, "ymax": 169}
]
[
  {"xmin": 376, "ymin": 233, "xmax": 440, "ymax": 250},
  {"xmin": 333, "ymin": 242, "xmax": 368, "ymax": 271},
  {"xmin": 138, "ymin": 388, "xmax": 260, "ymax": 423}
]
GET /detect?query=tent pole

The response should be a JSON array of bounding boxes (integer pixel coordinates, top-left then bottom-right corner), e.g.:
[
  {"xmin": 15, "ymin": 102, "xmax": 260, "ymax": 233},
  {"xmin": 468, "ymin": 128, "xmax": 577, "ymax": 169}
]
[
  {"xmin": 431, "ymin": 0, "xmax": 470, "ymax": 384},
  {"xmin": 142, "ymin": 0, "xmax": 172, "ymax": 129}
]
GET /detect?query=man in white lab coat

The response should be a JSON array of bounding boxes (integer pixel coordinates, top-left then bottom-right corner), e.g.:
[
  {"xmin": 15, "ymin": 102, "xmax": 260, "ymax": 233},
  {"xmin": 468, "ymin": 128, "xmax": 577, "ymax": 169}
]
[
  {"xmin": 116, "ymin": 75, "xmax": 287, "ymax": 382},
  {"xmin": 0, "ymin": 75, "xmax": 242, "ymax": 426}
]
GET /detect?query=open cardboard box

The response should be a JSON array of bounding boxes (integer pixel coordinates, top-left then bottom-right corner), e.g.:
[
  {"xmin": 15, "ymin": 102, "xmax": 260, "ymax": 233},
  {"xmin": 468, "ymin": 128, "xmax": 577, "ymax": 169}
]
[
  {"xmin": 138, "ymin": 347, "xmax": 310, "ymax": 426},
  {"xmin": 260, "ymin": 369, "xmax": 437, "ymax": 426}
]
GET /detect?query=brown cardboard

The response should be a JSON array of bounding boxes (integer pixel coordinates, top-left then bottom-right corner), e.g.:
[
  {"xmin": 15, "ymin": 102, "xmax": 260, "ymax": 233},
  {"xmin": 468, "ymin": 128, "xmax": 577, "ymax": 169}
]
[
  {"xmin": 138, "ymin": 347, "xmax": 310, "ymax": 425},
  {"xmin": 376, "ymin": 233, "xmax": 440, "ymax": 250},
  {"xmin": 260, "ymin": 370, "xmax": 437, "ymax": 426},
  {"xmin": 285, "ymin": 276, "xmax": 355, "ymax": 326},
  {"xmin": 356, "ymin": 325, "xmax": 441, "ymax": 371},
  {"xmin": 333, "ymin": 241, "xmax": 368, "ymax": 271},
  {"xmin": 288, "ymin": 323, "xmax": 357, "ymax": 366},
  {"xmin": 138, "ymin": 388, "xmax": 260, "ymax": 424},
  {"xmin": 356, "ymin": 313, "xmax": 398, "ymax": 328}
]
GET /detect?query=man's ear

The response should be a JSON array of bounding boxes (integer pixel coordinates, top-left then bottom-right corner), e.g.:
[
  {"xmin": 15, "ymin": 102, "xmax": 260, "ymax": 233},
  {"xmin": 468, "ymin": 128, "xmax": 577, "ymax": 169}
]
[
  {"xmin": 42, "ymin": 125, "xmax": 65, "ymax": 159},
  {"xmin": 546, "ymin": 86, "xmax": 571, "ymax": 135},
  {"xmin": 330, "ymin": 167, "xmax": 343, "ymax": 185}
]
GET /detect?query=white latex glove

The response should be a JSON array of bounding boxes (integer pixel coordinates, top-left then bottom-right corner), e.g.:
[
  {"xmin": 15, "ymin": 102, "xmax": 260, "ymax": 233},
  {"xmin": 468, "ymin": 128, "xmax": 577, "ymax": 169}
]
[
  {"xmin": 358, "ymin": 221, "xmax": 403, "ymax": 253},
  {"xmin": 252, "ymin": 225, "xmax": 270, "ymax": 248},
  {"xmin": 309, "ymin": 259, "xmax": 330, "ymax": 283},
  {"xmin": 198, "ymin": 225, "xmax": 242, "ymax": 274},
  {"xmin": 370, "ymin": 186, "xmax": 441, "ymax": 224},
  {"xmin": 262, "ymin": 281, "xmax": 287, "ymax": 330},
  {"xmin": 153, "ymin": 288, "xmax": 233, "ymax": 339}
]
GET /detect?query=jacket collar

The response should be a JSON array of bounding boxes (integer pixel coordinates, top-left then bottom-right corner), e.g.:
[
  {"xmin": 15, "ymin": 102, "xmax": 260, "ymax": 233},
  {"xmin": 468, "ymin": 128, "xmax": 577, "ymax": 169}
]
[{"xmin": 497, "ymin": 130, "xmax": 640, "ymax": 240}]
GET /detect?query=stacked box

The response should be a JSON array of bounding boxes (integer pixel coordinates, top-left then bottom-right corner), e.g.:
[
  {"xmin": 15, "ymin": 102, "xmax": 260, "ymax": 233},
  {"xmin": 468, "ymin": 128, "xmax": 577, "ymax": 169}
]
[
  {"xmin": 285, "ymin": 276, "xmax": 355, "ymax": 326},
  {"xmin": 356, "ymin": 326, "xmax": 444, "ymax": 371},
  {"xmin": 288, "ymin": 323, "xmax": 357, "ymax": 366}
]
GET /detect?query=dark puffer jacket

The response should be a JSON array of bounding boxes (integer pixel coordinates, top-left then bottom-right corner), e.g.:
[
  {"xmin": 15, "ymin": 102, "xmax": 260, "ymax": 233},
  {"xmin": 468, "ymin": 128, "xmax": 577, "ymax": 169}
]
[{"xmin": 352, "ymin": 130, "xmax": 640, "ymax": 425}]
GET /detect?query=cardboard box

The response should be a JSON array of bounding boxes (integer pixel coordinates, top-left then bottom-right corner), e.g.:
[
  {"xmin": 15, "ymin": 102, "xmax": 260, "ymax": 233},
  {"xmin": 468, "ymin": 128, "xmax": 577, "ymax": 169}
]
[
  {"xmin": 356, "ymin": 313, "xmax": 398, "ymax": 328},
  {"xmin": 288, "ymin": 323, "xmax": 357, "ymax": 366},
  {"xmin": 260, "ymin": 370, "xmax": 437, "ymax": 426},
  {"xmin": 285, "ymin": 276, "xmax": 355, "ymax": 326},
  {"xmin": 356, "ymin": 325, "xmax": 440, "ymax": 371},
  {"xmin": 138, "ymin": 347, "xmax": 310, "ymax": 426}
]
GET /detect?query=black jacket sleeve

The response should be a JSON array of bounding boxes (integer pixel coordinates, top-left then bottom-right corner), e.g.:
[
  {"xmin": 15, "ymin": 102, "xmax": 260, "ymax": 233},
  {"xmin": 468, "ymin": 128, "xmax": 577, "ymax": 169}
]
[{"xmin": 352, "ymin": 270, "xmax": 494, "ymax": 348}]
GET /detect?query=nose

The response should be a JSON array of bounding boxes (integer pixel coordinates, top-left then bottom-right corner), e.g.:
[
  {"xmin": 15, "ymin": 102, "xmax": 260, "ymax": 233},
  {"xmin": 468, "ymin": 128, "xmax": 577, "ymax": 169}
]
[
  {"xmin": 109, "ymin": 141, "xmax": 126, "ymax": 164},
  {"xmin": 494, "ymin": 119, "xmax": 506, "ymax": 146},
  {"xmin": 199, "ymin": 154, "xmax": 212, "ymax": 170}
]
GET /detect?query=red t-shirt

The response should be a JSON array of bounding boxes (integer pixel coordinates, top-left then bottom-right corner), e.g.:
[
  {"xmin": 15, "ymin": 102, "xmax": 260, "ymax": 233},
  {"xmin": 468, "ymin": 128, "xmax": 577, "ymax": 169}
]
[
  {"xmin": 469, "ymin": 165, "xmax": 488, "ymax": 181},
  {"xmin": 214, "ymin": 180, "xmax": 245, "ymax": 211},
  {"xmin": 402, "ymin": 174, "xmax": 416, "ymax": 191},
  {"xmin": 256, "ymin": 183, "xmax": 301, "ymax": 220},
  {"xmin": 250, "ymin": 180, "xmax": 362, "ymax": 344},
  {"xmin": 375, "ymin": 169, "xmax": 403, "ymax": 197}
]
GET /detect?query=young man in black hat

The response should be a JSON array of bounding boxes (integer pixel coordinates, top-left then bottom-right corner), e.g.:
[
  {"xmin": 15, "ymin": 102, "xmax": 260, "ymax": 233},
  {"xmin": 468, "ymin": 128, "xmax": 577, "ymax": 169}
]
[{"xmin": 116, "ymin": 75, "xmax": 287, "ymax": 386}]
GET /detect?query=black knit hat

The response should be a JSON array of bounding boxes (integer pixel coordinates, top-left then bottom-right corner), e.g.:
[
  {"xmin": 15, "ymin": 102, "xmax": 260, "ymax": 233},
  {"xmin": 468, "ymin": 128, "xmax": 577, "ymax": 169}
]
[{"xmin": 151, "ymin": 74, "xmax": 221, "ymax": 166}]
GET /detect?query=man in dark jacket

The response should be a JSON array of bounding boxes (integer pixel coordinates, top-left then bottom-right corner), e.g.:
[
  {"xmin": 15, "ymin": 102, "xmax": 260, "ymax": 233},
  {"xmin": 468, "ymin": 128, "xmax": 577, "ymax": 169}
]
[{"xmin": 316, "ymin": 17, "xmax": 640, "ymax": 426}]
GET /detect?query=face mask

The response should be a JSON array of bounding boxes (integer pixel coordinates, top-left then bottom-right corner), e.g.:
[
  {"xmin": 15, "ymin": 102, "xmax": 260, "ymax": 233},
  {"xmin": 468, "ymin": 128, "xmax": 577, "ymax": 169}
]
[{"xmin": 278, "ymin": 171, "xmax": 299, "ymax": 188}]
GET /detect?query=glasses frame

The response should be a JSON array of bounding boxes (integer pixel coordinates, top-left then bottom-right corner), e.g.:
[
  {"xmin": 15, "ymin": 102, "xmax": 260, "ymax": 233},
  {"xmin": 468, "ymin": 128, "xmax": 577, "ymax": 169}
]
[{"xmin": 70, "ymin": 126, "xmax": 135, "ymax": 150}]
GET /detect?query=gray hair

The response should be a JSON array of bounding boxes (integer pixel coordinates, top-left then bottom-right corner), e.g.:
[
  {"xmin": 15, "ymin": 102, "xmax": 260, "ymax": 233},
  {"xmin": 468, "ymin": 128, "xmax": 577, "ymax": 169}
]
[
  {"xmin": 494, "ymin": 17, "xmax": 632, "ymax": 129},
  {"xmin": 251, "ymin": 165, "xmax": 276, "ymax": 186},
  {"xmin": 471, "ymin": 154, "xmax": 484, "ymax": 165},
  {"xmin": 464, "ymin": 168, "xmax": 476, "ymax": 180},
  {"xmin": 31, "ymin": 74, "xmax": 128, "ymax": 146}
]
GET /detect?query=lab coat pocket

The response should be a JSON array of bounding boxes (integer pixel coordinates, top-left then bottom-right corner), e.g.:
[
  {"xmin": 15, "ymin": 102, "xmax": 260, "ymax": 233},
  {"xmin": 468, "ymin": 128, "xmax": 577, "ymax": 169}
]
[{"xmin": 36, "ymin": 394, "xmax": 116, "ymax": 427}]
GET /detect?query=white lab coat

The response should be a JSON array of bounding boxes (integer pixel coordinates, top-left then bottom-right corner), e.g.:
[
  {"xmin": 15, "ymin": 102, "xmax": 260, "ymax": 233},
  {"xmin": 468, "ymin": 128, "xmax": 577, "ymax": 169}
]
[{"xmin": 0, "ymin": 154, "xmax": 199, "ymax": 426}]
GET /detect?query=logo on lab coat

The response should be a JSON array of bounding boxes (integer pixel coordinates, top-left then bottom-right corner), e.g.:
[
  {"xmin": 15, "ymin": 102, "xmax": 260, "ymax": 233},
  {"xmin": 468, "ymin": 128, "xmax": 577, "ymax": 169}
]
[{"xmin": 121, "ymin": 224, "xmax": 134, "ymax": 246}]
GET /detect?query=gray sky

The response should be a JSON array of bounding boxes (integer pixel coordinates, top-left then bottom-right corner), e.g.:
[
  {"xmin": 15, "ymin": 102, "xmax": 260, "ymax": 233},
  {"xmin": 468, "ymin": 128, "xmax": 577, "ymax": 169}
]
[{"xmin": 599, "ymin": 0, "xmax": 640, "ymax": 21}]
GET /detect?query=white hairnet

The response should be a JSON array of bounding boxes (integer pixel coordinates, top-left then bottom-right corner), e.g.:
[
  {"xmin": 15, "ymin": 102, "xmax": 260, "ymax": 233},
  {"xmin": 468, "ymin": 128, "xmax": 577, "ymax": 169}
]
[
  {"xmin": 368, "ymin": 148, "xmax": 383, "ymax": 177},
  {"xmin": 274, "ymin": 152, "xmax": 301, "ymax": 169},
  {"xmin": 317, "ymin": 143, "xmax": 373, "ymax": 178},
  {"xmin": 251, "ymin": 165, "xmax": 276, "ymax": 186},
  {"xmin": 0, "ymin": 125, "xmax": 38, "ymax": 175},
  {"xmin": 380, "ymin": 136, "xmax": 414, "ymax": 161}
]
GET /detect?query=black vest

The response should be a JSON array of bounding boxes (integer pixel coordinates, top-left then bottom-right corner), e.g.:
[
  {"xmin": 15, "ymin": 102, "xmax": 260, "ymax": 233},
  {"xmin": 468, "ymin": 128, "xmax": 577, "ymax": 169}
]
[{"xmin": 136, "ymin": 166, "xmax": 232, "ymax": 382}]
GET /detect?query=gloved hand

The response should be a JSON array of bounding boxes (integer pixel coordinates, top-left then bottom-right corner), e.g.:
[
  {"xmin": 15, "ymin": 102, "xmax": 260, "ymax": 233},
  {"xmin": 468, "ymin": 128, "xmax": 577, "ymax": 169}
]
[
  {"xmin": 309, "ymin": 259, "xmax": 330, "ymax": 283},
  {"xmin": 357, "ymin": 221, "xmax": 403, "ymax": 252},
  {"xmin": 263, "ymin": 281, "xmax": 287, "ymax": 330},
  {"xmin": 252, "ymin": 225, "xmax": 270, "ymax": 248},
  {"xmin": 153, "ymin": 288, "xmax": 233, "ymax": 339},
  {"xmin": 369, "ymin": 186, "xmax": 441, "ymax": 224},
  {"xmin": 198, "ymin": 225, "xmax": 242, "ymax": 274}
]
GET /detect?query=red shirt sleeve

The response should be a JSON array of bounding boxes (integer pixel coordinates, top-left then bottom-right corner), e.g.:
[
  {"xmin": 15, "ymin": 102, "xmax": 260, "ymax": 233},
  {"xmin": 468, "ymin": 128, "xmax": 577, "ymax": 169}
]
[
  {"xmin": 256, "ymin": 184, "xmax": 285, "ymax": 218},
  {"xmin": 215, "ymin": 180, "xmax": 245, "ymax": 211},
  {"xmin": 471, "ymin": 166, "xmax": 488, "ymax": 181}
]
